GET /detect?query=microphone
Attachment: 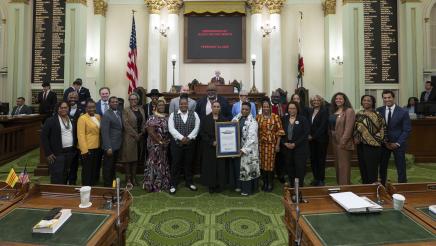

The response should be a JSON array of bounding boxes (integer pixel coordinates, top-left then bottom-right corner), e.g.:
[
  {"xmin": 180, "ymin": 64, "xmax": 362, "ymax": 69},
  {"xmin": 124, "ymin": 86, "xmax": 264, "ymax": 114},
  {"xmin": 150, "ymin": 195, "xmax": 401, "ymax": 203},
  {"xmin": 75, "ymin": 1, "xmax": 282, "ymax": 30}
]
[
  {"xmin": 294, "ymin": 178, "xmax": 301, "ymax": 246},
  {"xmin": 116, "ymin": 178, "xmax": 121, "ymax": 245}
]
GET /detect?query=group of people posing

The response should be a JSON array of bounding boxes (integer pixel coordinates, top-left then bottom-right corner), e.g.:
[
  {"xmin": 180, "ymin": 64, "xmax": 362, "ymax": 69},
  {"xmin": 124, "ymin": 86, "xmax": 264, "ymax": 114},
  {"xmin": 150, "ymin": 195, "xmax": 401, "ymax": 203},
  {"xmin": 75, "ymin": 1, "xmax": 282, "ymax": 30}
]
[{"xmin": 39, "ymin": 78, "xmax": 412, "ymax": 196}]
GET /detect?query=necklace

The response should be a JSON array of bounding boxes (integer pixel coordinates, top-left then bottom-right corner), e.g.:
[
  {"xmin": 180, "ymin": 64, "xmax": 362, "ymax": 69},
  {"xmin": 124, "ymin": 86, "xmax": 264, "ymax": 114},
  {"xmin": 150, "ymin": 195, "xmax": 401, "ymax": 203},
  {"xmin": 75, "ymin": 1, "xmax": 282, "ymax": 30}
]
[{"xmin": 60, "ymin": 116, "xmax": 71, "ymax": 130}]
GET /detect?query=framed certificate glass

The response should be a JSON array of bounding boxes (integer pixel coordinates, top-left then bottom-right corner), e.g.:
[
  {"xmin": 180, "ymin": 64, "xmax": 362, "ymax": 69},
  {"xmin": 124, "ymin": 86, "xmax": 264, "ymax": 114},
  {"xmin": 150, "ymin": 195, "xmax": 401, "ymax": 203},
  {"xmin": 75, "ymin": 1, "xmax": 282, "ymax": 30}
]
[{"xmin": 215, "ymin": 121, "xmax": 241, "ymax": 158}]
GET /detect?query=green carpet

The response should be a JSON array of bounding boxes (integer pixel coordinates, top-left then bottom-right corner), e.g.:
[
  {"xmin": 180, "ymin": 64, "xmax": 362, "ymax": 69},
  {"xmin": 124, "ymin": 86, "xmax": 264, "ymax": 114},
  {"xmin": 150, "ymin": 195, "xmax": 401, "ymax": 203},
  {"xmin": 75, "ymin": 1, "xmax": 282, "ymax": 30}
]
[{"xmin": 1, "ymin": 148, "xmax": 436, "ymax": 245}]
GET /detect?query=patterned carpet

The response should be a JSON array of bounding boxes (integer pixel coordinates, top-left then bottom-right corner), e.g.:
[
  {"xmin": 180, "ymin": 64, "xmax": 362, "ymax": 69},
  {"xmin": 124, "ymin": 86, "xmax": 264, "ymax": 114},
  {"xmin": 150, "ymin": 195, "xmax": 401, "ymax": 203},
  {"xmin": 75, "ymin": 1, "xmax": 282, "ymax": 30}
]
[{"xmin": 2, "ymin": 148, "xmax": 436, "ymax": 245}]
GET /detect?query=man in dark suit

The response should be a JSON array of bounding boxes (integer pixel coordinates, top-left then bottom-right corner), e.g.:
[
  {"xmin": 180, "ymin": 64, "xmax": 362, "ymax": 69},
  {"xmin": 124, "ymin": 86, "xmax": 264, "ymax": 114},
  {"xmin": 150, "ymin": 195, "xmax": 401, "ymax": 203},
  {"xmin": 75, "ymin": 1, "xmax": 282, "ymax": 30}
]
[
  {"xmin": 41, "ymin": 101, "xmax": 76, "ymax": 184},
  {"xmin": 210, "ymin": 70, "xmax": 225, "ymax": 84},
  {"xmin": 66, "ymin": 91, "xmax": 83, "ymax": 185},
  {"xmin": 36, "ymin": 82, "xmax": 57, "ymax": 119},
  {"xmin": 420, "ymin": 81, "xmax": 436, "ymax": 102},
  {"xmin": 96, "ymin": 87, "xmax": 111, "ymax": 116},
  {"xmin": 196, "ymin": 83, "xmax": 231, "ymax": 120},
  {"xmin": 377, "ymin": 90, "xmax": 411, "ymax": 185},
  {"xmin": 63, "ymin": 78, "xmax": 91, "ymax": 109},
  {"xmin": 101, "ymin": 96, "xmax": 123, "ymax": 187},
  {"xmin": 11, "ymin": 97, "xmax": 32, "ymax": 115}
]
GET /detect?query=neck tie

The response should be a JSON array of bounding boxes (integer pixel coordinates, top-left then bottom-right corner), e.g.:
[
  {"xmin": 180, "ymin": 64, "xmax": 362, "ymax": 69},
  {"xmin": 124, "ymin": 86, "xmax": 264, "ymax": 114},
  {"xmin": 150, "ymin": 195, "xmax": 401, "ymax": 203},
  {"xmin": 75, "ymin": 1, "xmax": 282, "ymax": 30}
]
[
  {"xmin": 16, "ymin": 106, "xmax": 21, "ymax": 115},
  {"xmin": 387, "ymin": 107, "xmax": 392, "ymax": 125},
  {"xmin": 104, "ymin": 102, "xmax": 109, "ymax": 113},
  {"xmin": 43, "ymin": 92, "xmax": 47, "ymax": 101}
]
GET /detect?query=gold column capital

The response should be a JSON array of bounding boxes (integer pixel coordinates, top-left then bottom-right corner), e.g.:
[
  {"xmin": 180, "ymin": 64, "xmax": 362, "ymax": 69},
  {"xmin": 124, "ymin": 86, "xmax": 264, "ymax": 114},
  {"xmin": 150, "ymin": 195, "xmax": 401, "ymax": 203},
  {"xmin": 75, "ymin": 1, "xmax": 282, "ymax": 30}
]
[
  {"xmin": 9, "ymin": 0, "xmax": 29, "ymax": 4},
  {"xmin": 66, "ymin": 0, "xmax": 87, "ymax": 5},
  {"xmin": 247, "ymin": 0, "xmax": 265, "ymax": 14},
  {"xmin": 322, "ymin": 0, "xmax": 336, "ymax": 16},
  {"xmin": 94, "ymin": 0, "xmax": 108, "ymax": 16},
  {"xmin": 145, "ymin": 0, "xmax": 165, "ymax": 14},
  {"xmin": 265, "ymin": 0, "xmax": 285, "ymax": 14},
  {"xmin": 400, "ymin": 0, "xmax": 421, "ymax": 3},
  {"xmin": 166, "ymin": 0, "xmax": 183, "ymax": 14}
]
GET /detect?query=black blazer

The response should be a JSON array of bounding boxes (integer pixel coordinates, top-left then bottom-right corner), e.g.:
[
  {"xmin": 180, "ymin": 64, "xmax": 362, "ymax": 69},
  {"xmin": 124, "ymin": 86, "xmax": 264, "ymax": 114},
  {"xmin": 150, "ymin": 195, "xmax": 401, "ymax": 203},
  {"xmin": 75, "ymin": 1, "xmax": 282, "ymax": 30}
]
[
  {"xmin": 37, "ymin": 90, "xmax": 57, "ymax": 115},
  {"xmin": 200, "ymin": 114, "xmax": 226, "ymax": 147},
  {"xmin": 41, "ymin": 115, "xmax": 77, "ymax": 157},
  {"xmin": 196, "ymin": 95, "xmax": 231, "ymax": 121},
  {"xmin": 420, "ymin": 88, "xmax": 436, "ymax": 102},
  {"xmin": 11, "ymin": 105, "xmax": 32, "ymax": 115},
  {"xmin": 309, "ymin": 107, "xmax": 329, "ymax": 143},
  {"xmin": 281, "ymin": 115, "xmax": 310, "ymax": 153},
  {"xmin": 64, "ymin": 86, "xmax": 91, "ymax": 108}
]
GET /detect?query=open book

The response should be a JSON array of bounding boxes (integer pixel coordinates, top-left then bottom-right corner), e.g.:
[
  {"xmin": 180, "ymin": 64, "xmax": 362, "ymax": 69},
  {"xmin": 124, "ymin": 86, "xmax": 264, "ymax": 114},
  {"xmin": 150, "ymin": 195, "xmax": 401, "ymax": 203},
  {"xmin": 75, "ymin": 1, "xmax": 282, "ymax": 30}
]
[
  {"xmin": 330, "ymin": 192, "xmax": 383, "ymax": 213},
  {"xmin": 33, "ymin": 209, "xmax": 72, "ymax": 233}
]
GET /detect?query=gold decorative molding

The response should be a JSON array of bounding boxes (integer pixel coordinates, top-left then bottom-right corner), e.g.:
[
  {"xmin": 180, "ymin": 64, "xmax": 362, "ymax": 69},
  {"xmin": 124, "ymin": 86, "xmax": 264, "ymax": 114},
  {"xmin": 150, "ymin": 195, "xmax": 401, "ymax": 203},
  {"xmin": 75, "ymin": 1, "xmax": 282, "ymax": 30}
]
[
  {"xmin": 265, "ymin": 0, "xmax": 285, "ymax": 14},
  {"xmin": 247, "ymin": 0, "xmax": 265, "ymax": 14},
  {"xmin": 342, "ymin": 0, "xmax": 362, "ymax": 4},
  {"xmin": 145, "ymin": 0, "xmax": 165, "ymax": 14},
  {"xmin": 401, "ymin": 0, "xmax": 421, "ymax": 3},
  {"xmin": 166, "ymin": 0, "xmax": 183, "ymax": 14},
  {"xmin": 94, "ymin": 0, "xmax": 108, "ymax": 16},
  {"xmin": 322, "ymin": 0, "xmax": 336, "ymax": 16},
  {"xmin": 1, "ymin": 19, "xmax": 6, "ymax": 24},
  {"xmin": 66, "ymin": 0, "xmax": 87, "ymax": 5},
  {"xmin": 425, "ymin": 17, "xmax": 430, "ymax": 23},
  {"xmin": 9, "ymin": 0, "xmax": 29, "ymax": 4}
]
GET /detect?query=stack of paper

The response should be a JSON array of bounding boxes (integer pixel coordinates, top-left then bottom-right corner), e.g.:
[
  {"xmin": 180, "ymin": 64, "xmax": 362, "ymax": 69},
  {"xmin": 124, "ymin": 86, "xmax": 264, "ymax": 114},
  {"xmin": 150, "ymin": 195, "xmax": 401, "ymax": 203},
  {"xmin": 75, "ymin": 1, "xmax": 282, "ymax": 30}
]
[
  {"xmin": 33, "ymin": 209, "xmax": 72, "ymax": 233},
  {"xmin": 330, "ymin": 192, "xmax": 383, "ymax": 213}
]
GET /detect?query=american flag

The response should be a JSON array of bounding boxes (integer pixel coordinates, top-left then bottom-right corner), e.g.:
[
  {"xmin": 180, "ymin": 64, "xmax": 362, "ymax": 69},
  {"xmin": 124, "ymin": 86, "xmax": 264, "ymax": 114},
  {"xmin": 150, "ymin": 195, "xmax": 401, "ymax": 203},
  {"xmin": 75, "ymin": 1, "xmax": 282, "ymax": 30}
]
[
  {"xmin": 19, "ymin": 166, "xmax": 30, "ymax": 185},
  {"xmin": 126, "ymin": 15, "xmax": 138, "ymax": 94}
]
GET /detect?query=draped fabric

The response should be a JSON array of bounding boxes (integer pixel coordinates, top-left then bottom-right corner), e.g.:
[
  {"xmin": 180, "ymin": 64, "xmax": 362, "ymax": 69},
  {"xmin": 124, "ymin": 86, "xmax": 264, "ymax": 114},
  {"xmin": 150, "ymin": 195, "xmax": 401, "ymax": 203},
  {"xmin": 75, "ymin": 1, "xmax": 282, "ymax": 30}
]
[
  {"xmin": 184, "ymin": 1, "xmax": 246, "ymax": 15},
  {"xmin": 354, "ymin": 110, "xmax": 386, "ymax": 147}
]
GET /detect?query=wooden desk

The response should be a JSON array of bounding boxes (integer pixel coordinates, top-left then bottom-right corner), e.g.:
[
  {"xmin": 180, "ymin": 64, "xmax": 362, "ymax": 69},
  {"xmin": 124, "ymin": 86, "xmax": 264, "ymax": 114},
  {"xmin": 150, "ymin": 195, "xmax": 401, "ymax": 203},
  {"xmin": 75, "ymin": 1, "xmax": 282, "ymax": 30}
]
[
  {"xmin": 406, "ymin": 118, "xmax": 436, "ymax": 162},
  {"xmin": 282, "ymin": 184, "xmax": 436, "ymax": 245},
  {"xmin": 387, "ymin": 182, "xmax": 436, "ymax": 230},
  {"xmin": 0, "ymin": 184, "xmax": 132, "ymax": 246},
  {"xmin": 0, "ymin": 115, "xmax": 44, "ymax": 165},
  {"xmin": 0, "ymin": 182, "xmax": 28, "ymax": 214}
]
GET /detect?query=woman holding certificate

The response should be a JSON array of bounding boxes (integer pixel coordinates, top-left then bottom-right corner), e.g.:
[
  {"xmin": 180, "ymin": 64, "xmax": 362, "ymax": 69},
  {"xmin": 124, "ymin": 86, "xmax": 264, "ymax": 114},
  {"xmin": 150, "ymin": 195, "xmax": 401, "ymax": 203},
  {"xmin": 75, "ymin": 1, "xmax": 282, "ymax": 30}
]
[
  {"xmin": 257, "ymin": 97, "xmax": 285, "ymax": 192},
  {"xmin": 200, "ymin": 101, "xmax": 227, "ymax": 193},
  {"xmin": 281, "ymin": 101, "xmax": 310, "ymax": 187},
  {"xmin": 232, "ymin": 102, "xmax": 260, "ymax": 196}
]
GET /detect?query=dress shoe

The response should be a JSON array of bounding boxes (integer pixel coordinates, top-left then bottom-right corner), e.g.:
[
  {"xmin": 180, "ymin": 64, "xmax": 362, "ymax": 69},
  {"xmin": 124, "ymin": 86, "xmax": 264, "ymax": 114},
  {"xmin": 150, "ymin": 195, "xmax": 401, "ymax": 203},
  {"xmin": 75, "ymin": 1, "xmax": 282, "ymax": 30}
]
[
  {"xmin": 186, "ymin": 184, "xmax": 197, "ymax": 191},
  {"xmin": 169, "ymin": 186, "xmax": 176, "ymax": 195}
]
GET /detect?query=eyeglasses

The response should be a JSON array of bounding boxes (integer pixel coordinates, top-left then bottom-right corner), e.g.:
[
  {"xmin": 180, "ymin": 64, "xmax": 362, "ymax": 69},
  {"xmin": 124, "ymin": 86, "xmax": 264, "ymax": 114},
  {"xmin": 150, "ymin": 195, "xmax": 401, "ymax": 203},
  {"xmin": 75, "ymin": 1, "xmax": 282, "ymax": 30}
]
[{"xmin": 129, "ymin": 98, "xmax": 138, "ymax": 101}]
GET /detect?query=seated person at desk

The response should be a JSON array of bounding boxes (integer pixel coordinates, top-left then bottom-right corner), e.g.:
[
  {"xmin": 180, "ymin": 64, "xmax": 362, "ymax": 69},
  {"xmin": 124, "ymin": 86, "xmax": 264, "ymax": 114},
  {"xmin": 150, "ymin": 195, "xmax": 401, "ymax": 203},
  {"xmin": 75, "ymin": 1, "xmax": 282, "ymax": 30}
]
[
  {"xmin": 232, "ymin": 90, "xmax": 257, "ymax": 117},
  {"xmin": 211, "ymin": 70, "xmax": 225, "ymax": 84},
  {"xmin": 11, "ymin": 97, "xmax": 32, "ymax": 115},
  {"xmin": 0, "ymin": 101, "xmax": 8, "ymax": 115},
  {"xmin": 404, "ymin": 97, "xmax": 419, "ymax": 115},
  {"xmin": 420, "ymin": 81, "xmax": 436, "ymax": 102}
]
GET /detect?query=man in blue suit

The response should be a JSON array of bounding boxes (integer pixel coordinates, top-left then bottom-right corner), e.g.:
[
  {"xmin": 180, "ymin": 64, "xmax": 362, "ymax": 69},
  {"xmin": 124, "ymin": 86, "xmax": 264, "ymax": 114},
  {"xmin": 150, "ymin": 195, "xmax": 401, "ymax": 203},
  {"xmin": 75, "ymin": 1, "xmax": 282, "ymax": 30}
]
[
  {"xmin": 96, "ymin": 87, "xmax": 111, "ymax": 116},
  {"xmin": 231, "ymin": 90, "xmax": 257, "ymax": 117},
  {"xmin": 377, "ymin": 90, "xmax": 411, "ymax": 185}
]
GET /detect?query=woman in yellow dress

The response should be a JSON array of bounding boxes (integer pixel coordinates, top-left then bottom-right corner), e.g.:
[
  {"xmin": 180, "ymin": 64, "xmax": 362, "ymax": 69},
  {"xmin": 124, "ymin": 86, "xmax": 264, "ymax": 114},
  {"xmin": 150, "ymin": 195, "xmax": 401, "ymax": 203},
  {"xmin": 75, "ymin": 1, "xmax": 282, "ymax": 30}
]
[{"xmin": 256, "ymin": 97, "xmax": 285, "ymax": 192}]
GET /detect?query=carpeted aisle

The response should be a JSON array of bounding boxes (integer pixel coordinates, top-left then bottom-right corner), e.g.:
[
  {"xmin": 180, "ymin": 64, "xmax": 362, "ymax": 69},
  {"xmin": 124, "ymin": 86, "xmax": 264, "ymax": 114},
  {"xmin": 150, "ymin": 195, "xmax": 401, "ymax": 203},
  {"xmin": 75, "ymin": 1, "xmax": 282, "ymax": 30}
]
[{"xmin": 1, "ymin": 148, "xmax": 436, "ymax": 245}]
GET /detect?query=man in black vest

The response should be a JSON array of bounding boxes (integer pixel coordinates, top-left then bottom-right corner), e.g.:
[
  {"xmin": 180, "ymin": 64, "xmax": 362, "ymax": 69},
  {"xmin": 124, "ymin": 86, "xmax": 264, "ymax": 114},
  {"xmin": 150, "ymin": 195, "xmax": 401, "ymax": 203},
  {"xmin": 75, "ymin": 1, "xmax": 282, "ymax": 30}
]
[
  {"xmin": 66, "ymin": 91, "xmax": 83, "ymax": 185},
  {"xmin": 168, "ymin": 96, "xmax": 200, "ymax": 194}
]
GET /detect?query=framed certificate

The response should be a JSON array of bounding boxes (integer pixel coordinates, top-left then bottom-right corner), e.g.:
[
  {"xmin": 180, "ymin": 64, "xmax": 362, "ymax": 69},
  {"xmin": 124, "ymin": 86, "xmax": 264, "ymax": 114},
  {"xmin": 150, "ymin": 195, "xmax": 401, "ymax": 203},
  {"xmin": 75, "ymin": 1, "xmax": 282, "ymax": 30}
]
[{"xmin": 215, "ymin": 121, "xmax": 241, "ymax": 158}]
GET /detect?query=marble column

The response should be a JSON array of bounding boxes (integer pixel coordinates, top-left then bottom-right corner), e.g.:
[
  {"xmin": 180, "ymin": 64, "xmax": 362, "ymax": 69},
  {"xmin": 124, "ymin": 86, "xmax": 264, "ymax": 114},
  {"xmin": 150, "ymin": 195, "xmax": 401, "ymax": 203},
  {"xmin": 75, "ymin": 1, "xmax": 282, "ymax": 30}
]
[
  {"xmin": 7, "ymin": 0, "xmax": 31, "ymax": 103},
  {"xmin": 247, "ymin": 0, "xmax": 264, "ymax": 93},
  {"xmin": 146, "ymin": 0, "xmax": 164, "ymax": 91},
  {"xmin": 265, "ymin": 0, "xmax": 284, "ymax": 94},
  {"xmin": 341, "ymin": 0, "xmax": 364, "ymax": 107},
  {"xmin": 64, "ymin": 0, "xmax": 88, "ymax": 88},
  {"xmin": 166, "ymin": 0, "xmax": 182, "ymax": 92},
  {"xmin": 323, "ymin": 0, "xmax": 338, "ymax": 100},
  {"xmin": 400, "ymin": 0, "xmax": 423, "ymax": 100},
  {"xmin": 90, "ymin": 0, "xmax": 107, "ymax": 94}
]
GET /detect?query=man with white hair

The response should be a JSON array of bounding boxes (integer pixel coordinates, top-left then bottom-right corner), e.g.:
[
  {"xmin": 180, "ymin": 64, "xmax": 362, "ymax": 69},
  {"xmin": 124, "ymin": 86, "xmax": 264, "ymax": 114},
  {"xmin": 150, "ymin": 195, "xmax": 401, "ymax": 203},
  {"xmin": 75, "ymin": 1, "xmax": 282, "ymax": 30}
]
[
  {"xmin": 169, "ymin": 85, "xmax": 197, "ymax": 114},
  {"xmin": 211, "ymin": 70, "xmax": 225, "ymax": 84}
]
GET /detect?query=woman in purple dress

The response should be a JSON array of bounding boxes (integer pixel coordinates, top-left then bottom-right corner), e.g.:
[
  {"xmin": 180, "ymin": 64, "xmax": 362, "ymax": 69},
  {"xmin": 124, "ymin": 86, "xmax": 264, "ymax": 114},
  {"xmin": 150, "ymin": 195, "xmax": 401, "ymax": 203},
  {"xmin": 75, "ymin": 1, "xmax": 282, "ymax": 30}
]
[{"xmin": 143, "ymin": 99, "xmax": 171, "ymax": 191}]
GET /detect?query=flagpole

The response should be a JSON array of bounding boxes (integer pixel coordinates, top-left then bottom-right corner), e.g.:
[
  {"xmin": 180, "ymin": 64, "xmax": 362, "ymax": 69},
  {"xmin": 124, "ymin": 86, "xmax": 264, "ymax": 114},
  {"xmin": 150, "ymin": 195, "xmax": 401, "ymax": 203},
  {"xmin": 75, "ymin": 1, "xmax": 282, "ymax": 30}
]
[{"xmin": 297, "ymin": 11, "xmax": 304, "ymax": 88}]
